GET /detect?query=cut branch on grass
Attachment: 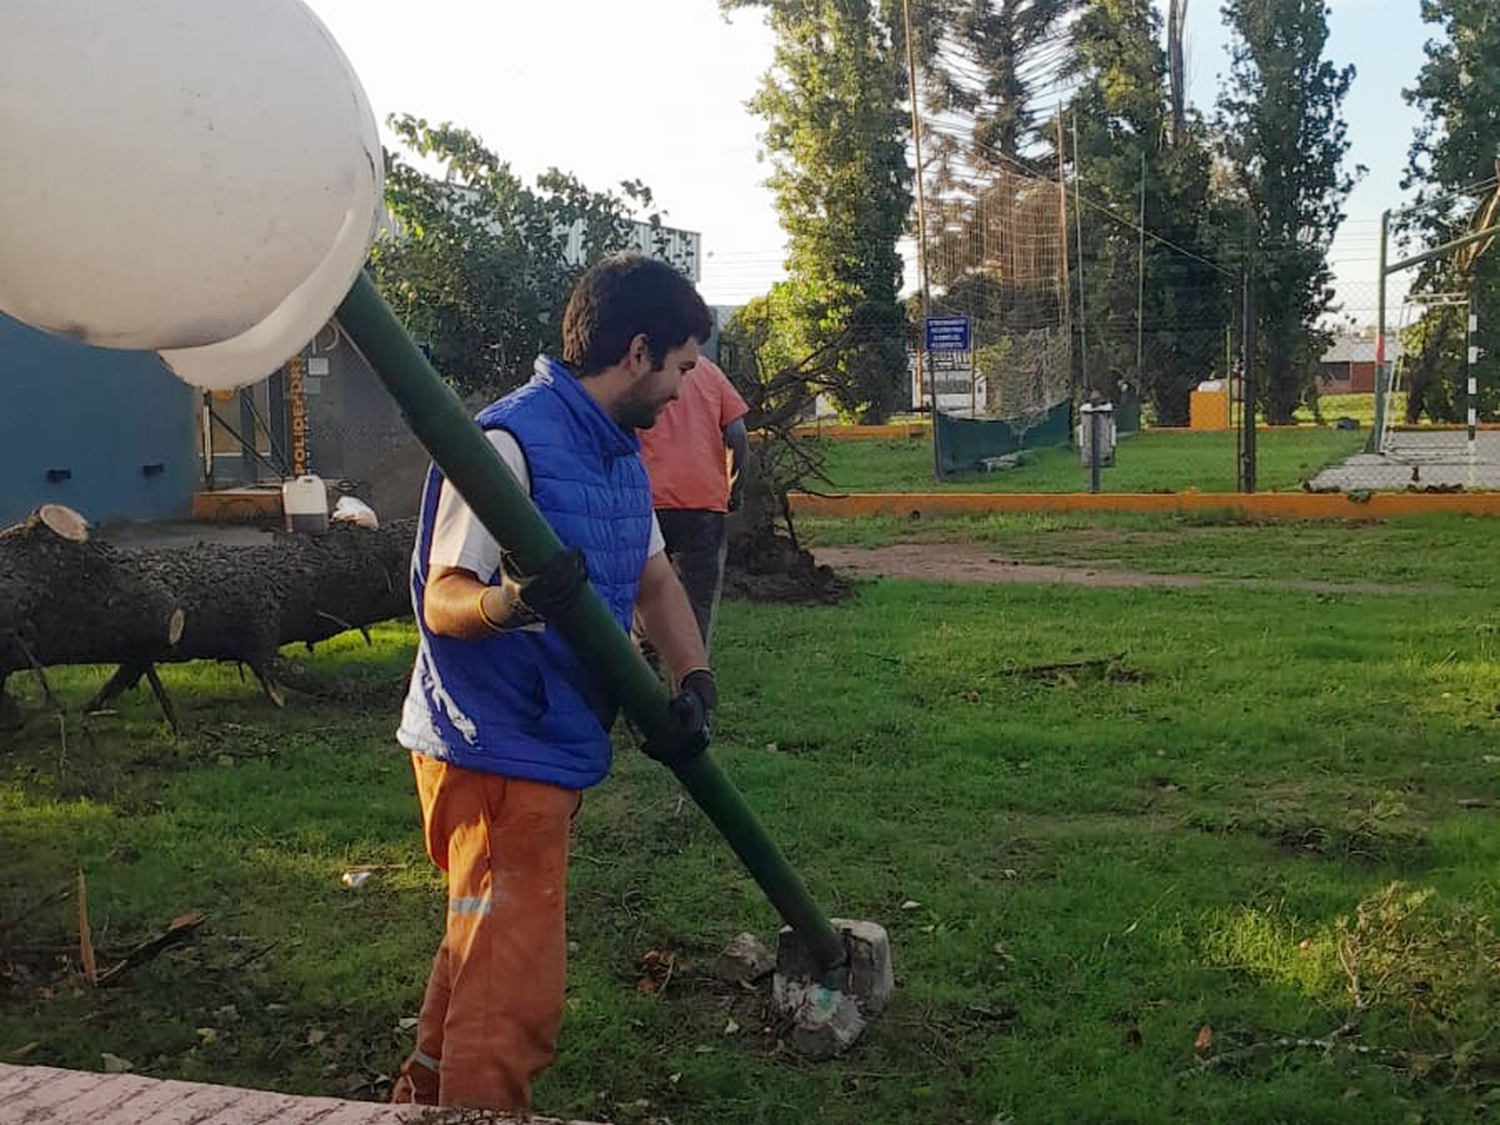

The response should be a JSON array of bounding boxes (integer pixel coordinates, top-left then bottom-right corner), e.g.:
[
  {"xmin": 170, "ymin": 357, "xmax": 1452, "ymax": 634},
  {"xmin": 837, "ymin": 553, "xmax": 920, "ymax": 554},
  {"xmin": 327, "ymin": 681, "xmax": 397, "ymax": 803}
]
[
  {"xmin": 1186, "ymin": 1016, "xmax": 1399, "ymax": 1079},
  {"xmin": 314, "ymin": 610, "xmax": 373, "ymax": 647},
  {"xmin": 224, "ymin": 938, "xmax": 280, "ymax": 974},
  {"xmin": 142, "ymin": 665, "xmax": 180, "ymax": 732},
  {"xmin": 76, "ymin": 871, "xmax": 96, "ymax": 987},
  {"xmin": 715, "ymin": 328, "xmax": 875, "ymax": 605},
  {"xmin": 86, "ymin": 663, "xmax": 146, "ymax": 713},
  {"xmin": 94, "ymin": 910, "xmax": 205, "ymax": 987}
]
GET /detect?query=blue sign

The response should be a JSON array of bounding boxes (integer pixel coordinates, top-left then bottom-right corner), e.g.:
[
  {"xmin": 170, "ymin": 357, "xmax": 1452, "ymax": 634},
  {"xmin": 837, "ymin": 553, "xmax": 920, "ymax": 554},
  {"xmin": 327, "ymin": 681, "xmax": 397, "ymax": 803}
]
[{"xmin": 925, "ymin": 316, "xmax": 970, "ymax": 353}]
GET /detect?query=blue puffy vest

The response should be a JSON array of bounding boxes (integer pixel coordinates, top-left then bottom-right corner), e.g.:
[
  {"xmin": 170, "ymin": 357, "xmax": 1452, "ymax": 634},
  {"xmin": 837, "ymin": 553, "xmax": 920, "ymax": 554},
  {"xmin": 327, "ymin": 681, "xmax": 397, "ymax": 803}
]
[{"xmin": 397, "ymin": 356, "xmax": 653, "ymax": 788}]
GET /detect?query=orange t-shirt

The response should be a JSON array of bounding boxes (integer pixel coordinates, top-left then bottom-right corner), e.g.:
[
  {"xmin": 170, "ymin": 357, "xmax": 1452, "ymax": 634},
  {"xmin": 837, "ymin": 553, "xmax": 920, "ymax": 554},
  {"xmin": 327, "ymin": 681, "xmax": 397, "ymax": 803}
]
[{"xmin": 639, "ymin": 358, "xmax": 750, "ymax": 513}]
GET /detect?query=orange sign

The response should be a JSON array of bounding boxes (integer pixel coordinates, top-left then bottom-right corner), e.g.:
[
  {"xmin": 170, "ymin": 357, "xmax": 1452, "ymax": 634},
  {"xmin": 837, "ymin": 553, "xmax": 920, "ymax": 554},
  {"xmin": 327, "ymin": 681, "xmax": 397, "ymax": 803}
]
[{"xmin": 286, "ymin": 355, "xmax": 308, "ymax": 475}]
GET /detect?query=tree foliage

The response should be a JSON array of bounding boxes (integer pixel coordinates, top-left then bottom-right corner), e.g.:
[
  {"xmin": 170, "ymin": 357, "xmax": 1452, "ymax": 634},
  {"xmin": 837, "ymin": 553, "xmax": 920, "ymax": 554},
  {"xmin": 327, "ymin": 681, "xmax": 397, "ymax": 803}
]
[
  {"xmin": 724, "ymin": 0, "xmax": 913, "ymax": 422},
  {"xmin": 1218, "ymin": 0, "xmax": 1359, "ymax": 424},
  {"xmin": 718, "ymin": 283, "xmax": 805, "ymax": 392},
  {"xmin": 370, "ymin": 114, "xmax": 666, "ymax": 396},
  {"xmin": 1400, "ymin": 0, "xmax": 1500, "ymax": 423},
  {"xmin": 1068, "ymin": 0, "xmax": 1231, "ymax": 425}
]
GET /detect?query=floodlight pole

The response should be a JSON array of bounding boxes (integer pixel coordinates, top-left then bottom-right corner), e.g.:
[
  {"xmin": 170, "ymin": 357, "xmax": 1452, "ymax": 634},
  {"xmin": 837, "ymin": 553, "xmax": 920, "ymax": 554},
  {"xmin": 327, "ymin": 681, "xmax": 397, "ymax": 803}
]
[
  {"xmin": 1136, "ymin": 150, "xmax": 1147, "ymax": 387},
  {"xmin": 1072, "ymin": 111, "xmax": 1090, "ymax": 395}
]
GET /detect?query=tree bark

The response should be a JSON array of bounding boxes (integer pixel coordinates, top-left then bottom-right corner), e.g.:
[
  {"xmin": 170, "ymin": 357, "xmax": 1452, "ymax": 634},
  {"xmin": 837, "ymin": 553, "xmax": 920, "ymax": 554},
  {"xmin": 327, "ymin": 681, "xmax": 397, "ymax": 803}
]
[
  {"xmin": 0, "ymin": 506, "xmax": 416, "ymax": 724},
  {"xmin": 0, "ymin": 505, "xmax": 183, "ymax": 682}
]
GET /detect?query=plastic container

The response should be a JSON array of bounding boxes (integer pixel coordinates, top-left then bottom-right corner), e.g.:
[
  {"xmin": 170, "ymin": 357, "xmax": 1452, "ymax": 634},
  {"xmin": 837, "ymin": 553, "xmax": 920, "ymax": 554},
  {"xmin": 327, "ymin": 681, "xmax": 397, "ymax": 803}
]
[{"xmin": 282, "ymin": 474, "xmax": 328, "ymax": 535}]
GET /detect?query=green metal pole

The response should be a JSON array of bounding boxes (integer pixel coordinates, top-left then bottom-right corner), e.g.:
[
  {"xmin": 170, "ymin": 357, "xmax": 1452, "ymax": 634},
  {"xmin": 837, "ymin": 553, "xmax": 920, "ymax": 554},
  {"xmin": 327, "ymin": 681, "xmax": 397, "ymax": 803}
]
[{"xmin": 335, "ymin": 273, "xmax": 848, "ymax": 984}]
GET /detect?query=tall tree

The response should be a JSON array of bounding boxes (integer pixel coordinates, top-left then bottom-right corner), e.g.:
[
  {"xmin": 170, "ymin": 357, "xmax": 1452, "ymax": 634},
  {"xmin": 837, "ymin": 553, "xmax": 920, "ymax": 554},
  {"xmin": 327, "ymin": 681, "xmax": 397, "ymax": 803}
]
[
  {"xmin": 1400, "ymin": 0, "xmax": 1500, "ymax": 423},
  {"xmin": 1218, "ymin": 0, "xmax": 1358, "ymax": 424},
  {"xmin": 724, "ymin": 0, "xmax": 913, "ymax": 422},
  {"xmin": 1069, "ymin": 0, "xmax": 1231, "ymax": 424},
  {"xmin": 370, "ymin": 115, "xmax": 668, "ymax": 396},
  {"xmin": 914, "ymin": 0, "xmax": 1077, "ymax": 178}
]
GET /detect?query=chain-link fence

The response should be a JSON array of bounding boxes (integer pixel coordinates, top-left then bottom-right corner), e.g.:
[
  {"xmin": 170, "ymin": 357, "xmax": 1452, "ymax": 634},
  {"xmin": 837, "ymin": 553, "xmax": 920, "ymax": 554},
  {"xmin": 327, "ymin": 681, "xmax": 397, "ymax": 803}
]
[{"xmin": 774, "ymin": 263, "xmax": 1500, "ymax": 496}]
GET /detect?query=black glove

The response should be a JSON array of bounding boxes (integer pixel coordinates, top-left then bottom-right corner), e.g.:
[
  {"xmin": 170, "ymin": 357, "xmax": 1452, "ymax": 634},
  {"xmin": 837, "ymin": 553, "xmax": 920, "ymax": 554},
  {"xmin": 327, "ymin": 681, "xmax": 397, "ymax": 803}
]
[
  {"xmin": 646, "ymin": 669, "xmax": 717, "ymax": 765},
  {"xmin": 674, "ymin": 669, "xmax": 717, "ymax": 723},
  {"xmin": 507, "ymin": 546, "xmax": 589, "ymax": 622}
]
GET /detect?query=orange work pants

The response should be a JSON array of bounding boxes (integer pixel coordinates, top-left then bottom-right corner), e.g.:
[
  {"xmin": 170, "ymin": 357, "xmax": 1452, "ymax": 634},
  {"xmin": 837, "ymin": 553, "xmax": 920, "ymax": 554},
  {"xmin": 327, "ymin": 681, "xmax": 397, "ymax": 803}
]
[{"xmin": 405, "ymin": 752, "xmax": 580, "ymax": 1112}]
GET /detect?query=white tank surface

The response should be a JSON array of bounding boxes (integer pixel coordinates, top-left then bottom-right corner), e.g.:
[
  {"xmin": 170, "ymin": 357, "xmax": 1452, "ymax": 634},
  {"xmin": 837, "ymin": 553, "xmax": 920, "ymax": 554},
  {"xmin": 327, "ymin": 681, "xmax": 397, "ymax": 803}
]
[{"xmin": 0, "ymin": 0, "xmax": 382, "ymax": 391}]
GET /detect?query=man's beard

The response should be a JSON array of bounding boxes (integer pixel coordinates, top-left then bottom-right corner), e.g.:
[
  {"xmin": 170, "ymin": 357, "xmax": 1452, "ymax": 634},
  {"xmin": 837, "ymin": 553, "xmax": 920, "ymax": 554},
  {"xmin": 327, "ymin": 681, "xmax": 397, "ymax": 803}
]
[{"xmin": 615, "ymin": 387, "xmax": 667, "ymax": 431}]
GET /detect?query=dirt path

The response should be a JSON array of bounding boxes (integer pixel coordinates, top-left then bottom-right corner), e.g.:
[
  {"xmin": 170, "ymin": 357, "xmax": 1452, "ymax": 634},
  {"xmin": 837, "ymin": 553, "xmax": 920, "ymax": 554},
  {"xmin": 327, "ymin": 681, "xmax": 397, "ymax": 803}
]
[{"xmin": 814, "ymin": 543, "xmax": 1438, "ymax": 595}]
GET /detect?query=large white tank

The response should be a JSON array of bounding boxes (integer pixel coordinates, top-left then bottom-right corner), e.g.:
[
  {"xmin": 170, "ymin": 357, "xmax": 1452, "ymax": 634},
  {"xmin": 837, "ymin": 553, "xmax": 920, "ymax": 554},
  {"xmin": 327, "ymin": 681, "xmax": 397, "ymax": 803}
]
[{"xmin": 0, "ymin": 0, "xmax": 383, "ymax": 391}]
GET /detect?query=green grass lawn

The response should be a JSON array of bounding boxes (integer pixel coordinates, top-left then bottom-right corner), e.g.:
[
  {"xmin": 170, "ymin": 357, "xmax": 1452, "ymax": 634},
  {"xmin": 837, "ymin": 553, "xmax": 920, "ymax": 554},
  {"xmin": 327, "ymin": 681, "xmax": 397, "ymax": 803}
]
[
  {"xmin": 4, "ymin": 528, "xmax": 1500, "ymax": 1122},
  {"xmin": 1300, "ymin": 393, "xmax": 1409, "ymax": 429},
  {"xmin": 814, "ymin": 427, "xmax": 1366, "ymax": 494}
]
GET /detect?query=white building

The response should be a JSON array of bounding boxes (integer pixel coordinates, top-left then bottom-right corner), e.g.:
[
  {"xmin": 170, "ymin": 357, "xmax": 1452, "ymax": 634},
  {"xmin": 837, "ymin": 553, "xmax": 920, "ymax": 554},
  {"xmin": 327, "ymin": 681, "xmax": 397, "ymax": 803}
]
[{"xmin": 559, "ymin": 220, "xmax": 701, "ymax": 282}]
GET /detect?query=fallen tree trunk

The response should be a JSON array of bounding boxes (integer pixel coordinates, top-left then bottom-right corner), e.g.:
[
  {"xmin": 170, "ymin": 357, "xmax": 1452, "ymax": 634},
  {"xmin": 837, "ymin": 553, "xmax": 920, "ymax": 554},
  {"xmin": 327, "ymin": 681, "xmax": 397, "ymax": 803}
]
[
  {"xmin": 0, "ymin": 505, "xmax": 415, "ymax": 727},
  {"xmin": 1, "ymin": 506, "xmax": 185, "ymax": 722}
]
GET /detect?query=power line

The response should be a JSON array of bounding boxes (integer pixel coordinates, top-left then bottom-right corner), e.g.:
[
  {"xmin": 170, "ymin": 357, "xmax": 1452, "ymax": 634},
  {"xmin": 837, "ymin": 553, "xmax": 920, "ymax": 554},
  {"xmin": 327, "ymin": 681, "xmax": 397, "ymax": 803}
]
[{"xmin": 1074, "ymin": 195, "xmax": 1235, "ymax": 278}]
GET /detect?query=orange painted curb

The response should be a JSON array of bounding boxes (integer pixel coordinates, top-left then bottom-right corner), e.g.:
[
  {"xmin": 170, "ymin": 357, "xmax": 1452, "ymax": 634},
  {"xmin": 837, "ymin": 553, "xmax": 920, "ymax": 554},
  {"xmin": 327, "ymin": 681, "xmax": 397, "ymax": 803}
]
[
  {"xmin": 790, "ymin": 423, "xmax": 929, "ymax": 440},
  {"xmin": 789, "ymin": 491, "xmax": 1500, "ymax": 520}
]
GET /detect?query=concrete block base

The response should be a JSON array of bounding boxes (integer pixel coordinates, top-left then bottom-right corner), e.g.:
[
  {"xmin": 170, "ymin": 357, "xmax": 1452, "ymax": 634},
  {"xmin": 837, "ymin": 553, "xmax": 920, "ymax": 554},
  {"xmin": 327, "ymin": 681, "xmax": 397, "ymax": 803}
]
[{"xmin": 772, "ymin": 919, "xmax": 894, "ymax": 1058}]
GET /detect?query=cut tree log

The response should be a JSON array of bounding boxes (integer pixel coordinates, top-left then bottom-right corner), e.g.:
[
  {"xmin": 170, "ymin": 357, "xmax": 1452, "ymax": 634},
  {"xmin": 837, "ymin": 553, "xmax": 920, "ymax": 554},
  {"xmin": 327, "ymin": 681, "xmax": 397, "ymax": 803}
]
[
  {"xmin": 0, "ymin": 505, "xmax": 416, "ymax": 728},
  {"xmin": 1, "ymin": 505, "xmax": 185, "ymax": 728},
  {"xmin": 113, "ymin": 518, "xmax": 415, "ymax": 702}
]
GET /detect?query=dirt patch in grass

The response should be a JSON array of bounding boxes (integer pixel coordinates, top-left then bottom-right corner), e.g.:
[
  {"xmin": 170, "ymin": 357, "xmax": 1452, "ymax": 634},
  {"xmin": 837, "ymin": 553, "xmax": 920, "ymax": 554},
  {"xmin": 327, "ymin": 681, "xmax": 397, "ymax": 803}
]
[
  {"xmin": 817, "ymin": 544, "xmax": 1211, "ymax": 589},
  {"xmin": 1188, "ymin": 796, "xmax": 1431, "ymax": 869},
  {"xmin": 815, "ymin": 543, "xmax": 1446, "ymax": 595}
]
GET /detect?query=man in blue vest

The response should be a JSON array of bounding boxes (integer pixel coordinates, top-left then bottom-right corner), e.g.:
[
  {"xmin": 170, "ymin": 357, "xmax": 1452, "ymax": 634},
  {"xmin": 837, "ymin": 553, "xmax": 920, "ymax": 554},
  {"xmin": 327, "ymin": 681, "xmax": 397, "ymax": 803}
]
[{"xmin": 392, "ymin": 254, "xmax": 717, "ymax": 1112}]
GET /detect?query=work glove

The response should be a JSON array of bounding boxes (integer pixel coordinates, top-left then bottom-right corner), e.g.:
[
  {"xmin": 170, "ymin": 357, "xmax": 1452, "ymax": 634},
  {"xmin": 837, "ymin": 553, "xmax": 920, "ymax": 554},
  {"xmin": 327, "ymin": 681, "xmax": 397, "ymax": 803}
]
[
  {"xmin": 646, "ymin": 669, "xmax": 717, "ymax": 765},
  {"xmin": 673, "ymin": 669, "xmax": 718, "ymax": 725},
  {"xmin": 503, "ymin": 546, "xmax": 589, "ymax": 623}
]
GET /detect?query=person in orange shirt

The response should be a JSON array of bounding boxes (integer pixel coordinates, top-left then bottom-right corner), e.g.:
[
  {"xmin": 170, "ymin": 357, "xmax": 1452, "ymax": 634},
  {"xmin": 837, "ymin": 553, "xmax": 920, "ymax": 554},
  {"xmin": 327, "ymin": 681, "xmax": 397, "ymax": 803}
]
[{"xmin": 637, "ymin": 356, "xmax": 749, "ymax": 652}]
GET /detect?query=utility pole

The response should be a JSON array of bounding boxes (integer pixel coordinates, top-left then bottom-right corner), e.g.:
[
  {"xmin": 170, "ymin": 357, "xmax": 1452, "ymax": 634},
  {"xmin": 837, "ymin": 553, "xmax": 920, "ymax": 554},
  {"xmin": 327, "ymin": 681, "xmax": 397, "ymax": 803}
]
[
  {"xmin": 1239, "ymin": 261, "xmax": 1256, "ymax": 493},
  {"xmin": 1136, "ymin": 150, "xmax": 1147, "ymax": 388},
  {"xmin": 1072, "ymin": 111, "xmax": 1089, "ymax": 395},
  {"xmin": 901, "ymin": 0, "xmax": 939, "ymax": 479}
]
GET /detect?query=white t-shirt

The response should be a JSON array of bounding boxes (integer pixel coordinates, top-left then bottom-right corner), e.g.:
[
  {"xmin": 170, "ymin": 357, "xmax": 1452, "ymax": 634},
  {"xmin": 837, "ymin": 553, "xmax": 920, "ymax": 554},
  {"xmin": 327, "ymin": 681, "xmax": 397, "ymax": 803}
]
[{"xmin": 429, "ymin": 429, "xmax": 665, "ymax": 580}]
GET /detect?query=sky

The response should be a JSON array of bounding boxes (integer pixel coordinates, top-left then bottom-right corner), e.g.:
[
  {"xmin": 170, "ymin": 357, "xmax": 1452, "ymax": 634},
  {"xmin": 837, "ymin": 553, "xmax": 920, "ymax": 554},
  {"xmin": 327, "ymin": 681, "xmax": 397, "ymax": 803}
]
[{"xmin": 301, "ymin": 0, "xmax": 1437, "ymax": 324}]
